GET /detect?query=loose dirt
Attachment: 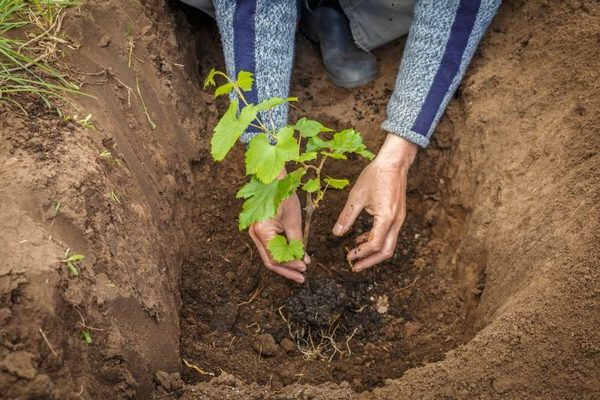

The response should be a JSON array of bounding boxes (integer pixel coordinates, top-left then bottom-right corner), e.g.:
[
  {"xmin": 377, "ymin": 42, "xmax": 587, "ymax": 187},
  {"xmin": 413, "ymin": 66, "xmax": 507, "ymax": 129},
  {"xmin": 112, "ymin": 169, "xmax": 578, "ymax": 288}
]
[{"xmin": 0, "ymin": 0, "xmax": 598, "ymax": 399}]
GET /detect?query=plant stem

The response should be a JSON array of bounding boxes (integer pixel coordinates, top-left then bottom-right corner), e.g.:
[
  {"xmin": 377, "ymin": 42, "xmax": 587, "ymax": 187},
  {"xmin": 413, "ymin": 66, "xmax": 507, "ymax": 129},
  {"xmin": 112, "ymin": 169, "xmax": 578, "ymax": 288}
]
[{"xmin": 303, "ymin": 191, "xmax": 315, "ymax": 253}]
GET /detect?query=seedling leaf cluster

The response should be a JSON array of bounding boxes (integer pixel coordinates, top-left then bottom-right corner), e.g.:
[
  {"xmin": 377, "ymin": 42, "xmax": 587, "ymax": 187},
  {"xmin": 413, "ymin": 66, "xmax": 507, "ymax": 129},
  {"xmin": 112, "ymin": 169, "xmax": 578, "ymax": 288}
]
[{"xmin": 204, "ymin": 69, "xmax": 373, "ymax": 262}]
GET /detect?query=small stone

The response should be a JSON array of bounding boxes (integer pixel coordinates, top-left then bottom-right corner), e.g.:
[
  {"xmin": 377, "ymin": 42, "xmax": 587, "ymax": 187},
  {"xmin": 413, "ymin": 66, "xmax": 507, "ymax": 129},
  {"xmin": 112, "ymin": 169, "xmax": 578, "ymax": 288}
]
[
  {"xmin": 279, "ymin": 338, "xmax": 296, "ymax": 353},
  {"xmin": 252, "ymin": 333, "xmax": 278, "ymax": 357},
  {"xmin": 375, "ymin": 295, "xmax": 389, "ymax": 314},
  {"xmin": 492, "ymin": 376, "xmax": 513, "ymax": 394},
  {"xmin": 155, "ymin": 370, "xmax": 171, "ymax": 390},
  {"xmin": 170, "ymin": 372, "xmax": 184, "ymax": 390},
  {"xmin": 97, "ymin": 35, "xmax": 111, "ymax": 47},
  {"xmin": 224, "ymin": 271, "xmax": 235, "ymax": 282}
]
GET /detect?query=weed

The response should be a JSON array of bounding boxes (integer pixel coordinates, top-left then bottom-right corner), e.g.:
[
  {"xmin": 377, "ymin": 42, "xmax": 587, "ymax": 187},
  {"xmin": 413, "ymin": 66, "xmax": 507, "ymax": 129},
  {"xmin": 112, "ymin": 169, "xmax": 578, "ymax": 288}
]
[
  {"xmin": 61, "ymin": 248, "xmax": 84, "ymax": 276},
  {"xmin": 80, "ymin": 330, "xmax": 92, "ymax": 344},
  {"xmin": 109, "ymin": 190, "xmax": 121, "ymax": 204},
  {"xmin": 0, "ymin": 0, "xmax": 85, "ymax": 110}
]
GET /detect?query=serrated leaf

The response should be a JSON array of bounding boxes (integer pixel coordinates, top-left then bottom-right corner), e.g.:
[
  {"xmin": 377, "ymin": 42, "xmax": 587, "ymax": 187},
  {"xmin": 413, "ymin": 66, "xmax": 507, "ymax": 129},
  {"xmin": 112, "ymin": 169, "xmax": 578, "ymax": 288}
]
[
  {"xmin": 203, "ymin": 68, "xmax": 217, "ymax": 88},
  {"xmin": 302, "ymin": 178, "xmax": 320, "ymax": 193},
  {"xmin": 215, "ymin": 82, "xmax": 234, "ymax": 97},
  {"xmin": 267, "ymin": 234, "xmax": 304, "ymax": 262},
  {"xmin": 236, "ymin": 71, "xmax": 254, "ymax": 91},
  {"xmin": 236, "ymin": 169, "xmax": 305, "ymax": 230},
  {"xmin": 277, "ymin": 168, "xmax": 306, "ymax": 199},
  {"xmin": 324, "ymin": 177, "xmax": 350, "ymax": 189},
  {"xmin": 321, "ymin": 151, "xmax": 347, "ymax": 160},
  {"xmin": 296, "ymin": 151, "xmax": 317, "ymax": 162},
  {"xmin": 306, "ymin": 136, "xmax": 332, "ymax": 152},
  {"xmin": 245, "ymin": 126, "xmax": 299, "ymax": 183},
  {"xmin": 255, "ymin": 97, "xmax": 298, "ymax": 112},
  {"xmin": 356, "ymin": 148, "xmax": 375, "ymax": 160},
  {"xmin": 331, "ymin": 129, "xmax": 364, "ymax": 153},
  {"xmin": 211, "ymin": 99, "xmax": 258, "ymax": 161},
  {"xmin": 293, "ymin": 118, "xmax": 333, "ymax": 138}
]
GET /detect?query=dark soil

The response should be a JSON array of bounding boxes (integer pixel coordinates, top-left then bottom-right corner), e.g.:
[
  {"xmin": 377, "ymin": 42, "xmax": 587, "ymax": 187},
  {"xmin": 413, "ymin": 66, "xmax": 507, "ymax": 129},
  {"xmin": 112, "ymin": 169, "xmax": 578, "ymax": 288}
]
[{"xmin": 175, "ymin": 8, "xmax": 469, "ymax": 392}]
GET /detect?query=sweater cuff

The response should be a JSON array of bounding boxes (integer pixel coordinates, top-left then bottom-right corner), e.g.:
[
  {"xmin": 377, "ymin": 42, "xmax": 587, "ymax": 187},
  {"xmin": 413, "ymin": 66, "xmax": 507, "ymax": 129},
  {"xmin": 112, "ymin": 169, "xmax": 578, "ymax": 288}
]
[{"xmin": 381, "ymin": 120, "xmax": 430, "ymax": 148}]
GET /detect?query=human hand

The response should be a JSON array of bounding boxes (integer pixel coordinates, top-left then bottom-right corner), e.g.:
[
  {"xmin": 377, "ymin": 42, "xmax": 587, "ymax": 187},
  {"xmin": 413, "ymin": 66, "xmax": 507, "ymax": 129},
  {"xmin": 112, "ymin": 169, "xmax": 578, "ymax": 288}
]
[
  {"xmin": 248, "ymin": 171, "xmax": 308, "ymax": 283},
  {"xmin": 333, "ymin": 134, "xmax": 418, "ymax": 271}
]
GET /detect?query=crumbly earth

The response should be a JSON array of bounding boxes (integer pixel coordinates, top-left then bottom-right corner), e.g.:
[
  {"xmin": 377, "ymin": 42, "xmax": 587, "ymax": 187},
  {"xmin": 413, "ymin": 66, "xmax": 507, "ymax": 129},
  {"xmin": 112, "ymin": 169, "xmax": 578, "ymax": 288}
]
[{"xmin": 0, "ymin": 0, "xmax": 598, "ymax": 399}]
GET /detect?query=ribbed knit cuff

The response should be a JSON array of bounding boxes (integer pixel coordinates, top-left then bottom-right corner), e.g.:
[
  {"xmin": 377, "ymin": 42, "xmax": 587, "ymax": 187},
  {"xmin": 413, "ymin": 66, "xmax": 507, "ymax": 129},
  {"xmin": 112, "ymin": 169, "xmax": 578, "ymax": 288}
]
[{"xmin": 381, "ymin": 120, "xmax": 430, "ymax": 148}]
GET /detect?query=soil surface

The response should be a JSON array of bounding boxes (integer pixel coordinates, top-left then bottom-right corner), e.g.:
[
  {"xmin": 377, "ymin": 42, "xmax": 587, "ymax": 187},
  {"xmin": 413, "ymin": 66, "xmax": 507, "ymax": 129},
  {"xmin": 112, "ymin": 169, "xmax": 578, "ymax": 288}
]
[{"xmin": 0, "ymin": 0, "xmax": 598, "ymax": 399}]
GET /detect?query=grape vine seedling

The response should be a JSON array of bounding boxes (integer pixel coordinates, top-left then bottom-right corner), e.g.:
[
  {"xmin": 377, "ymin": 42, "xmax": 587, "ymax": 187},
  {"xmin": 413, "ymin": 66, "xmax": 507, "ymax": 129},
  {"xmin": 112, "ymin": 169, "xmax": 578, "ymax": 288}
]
[{"xmin": 204, "ymin": 69, "xmax": 373, "ymax": 263}]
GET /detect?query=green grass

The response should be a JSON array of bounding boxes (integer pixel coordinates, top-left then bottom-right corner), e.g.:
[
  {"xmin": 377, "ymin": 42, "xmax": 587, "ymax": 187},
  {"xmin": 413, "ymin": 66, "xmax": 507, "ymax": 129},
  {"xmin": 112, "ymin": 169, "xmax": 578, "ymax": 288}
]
[{"xmin": 0, "ymin": 0, "xmax": 83, "ymax": 112}]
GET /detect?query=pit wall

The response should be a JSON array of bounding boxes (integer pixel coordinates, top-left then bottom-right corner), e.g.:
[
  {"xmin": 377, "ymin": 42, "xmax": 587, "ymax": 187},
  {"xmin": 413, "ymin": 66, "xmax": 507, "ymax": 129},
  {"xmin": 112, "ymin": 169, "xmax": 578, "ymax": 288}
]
[
  {"xmin": 365, "ymin": 1, "xmax": 600, "ymax": 398},
  {"xmin": 0, "ymin": 0, "xmax": 209, "ymax": 398}
]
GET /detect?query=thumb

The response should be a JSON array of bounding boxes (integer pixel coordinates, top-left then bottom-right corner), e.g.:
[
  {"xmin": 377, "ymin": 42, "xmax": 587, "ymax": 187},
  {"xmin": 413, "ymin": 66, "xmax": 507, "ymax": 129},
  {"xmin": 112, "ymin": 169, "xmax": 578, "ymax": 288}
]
[{"xmin": 333, "ymin": 197, "xmax": 363, "ymax": 236}]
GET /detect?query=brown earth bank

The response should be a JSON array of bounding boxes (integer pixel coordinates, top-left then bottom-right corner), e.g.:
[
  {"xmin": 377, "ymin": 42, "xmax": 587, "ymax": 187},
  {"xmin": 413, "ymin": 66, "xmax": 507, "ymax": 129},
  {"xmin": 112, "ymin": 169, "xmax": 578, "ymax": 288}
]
[{"xmin": 0, "ymin": 0, "xmax": 598, "ymax": 399}]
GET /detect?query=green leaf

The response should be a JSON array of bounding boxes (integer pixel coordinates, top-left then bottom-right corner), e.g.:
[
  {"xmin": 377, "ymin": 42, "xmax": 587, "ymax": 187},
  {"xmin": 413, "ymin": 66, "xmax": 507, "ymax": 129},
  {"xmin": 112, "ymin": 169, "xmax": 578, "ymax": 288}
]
[
  {"xmin": 277, "ymin": 168, "xmax": 306, "ymax": 200},
  {"xmin": 324, "ymin": 177, "xmax": 350, "ymax": 189},
  {"xmin": 321, "ymin": 151, "xmax": 347, "ymax": 160},
  {"xmin": 211, "ymin": 99, "xmax": 258, "ymax": 161},
  {"xmin": 293, "ymin": 118, "xmax": 333, "ymax": 138},
  {"xmin": 255, "ymin": 97, "xmax": 298, "ymax": 112},
  {"xmin": 331, "ymin": 129, "xmax": 364, "ymax": 154},
  {"xmin": 245, "ymin": 126, "xmax": 299, "ymax": 183},
  {"xmin": 214, "ymin": 82, "xmax": 234, "ymax": 97},
  {"xmin": 203, "ymin": 68, "xmax": 217, "ymax": 88},
  {"xmin": 237, "ymin": 178, "xmax": 279, "ymax": 230},
  {"xmin": 296, "ymin": 151, "xmax": 317, "ymax": 162},
  {"xmin": 81, "ymin": 330, "xmax": 92, "ymax": 344},
  {"xmin": 356, "ymin": 148, "xmax": 375, "ymax": 160},
  {"xmin": 236, "ymin": 169, "xmax": 305, "ymax": 230},
  {"xmin": 306, "ymin": 136, "xmax": 332, "ymax": 152},
  {"xmin": 302, "ymin": 178, "xmax": 320, "ymax": 193},
  {"xmin": 63, "ymin": 254, "xmax": 84, "ymax": 263},
  {"xmin": 267, "ymin": 234, "xmax": 304, "ymax": 263},
  {"xmin": 236, "ymin": 71, "xmax": 254, "ymax": 91},
  {"xmin": 67, "ymin": 264, "xmax": 79, "ymax": 276}
]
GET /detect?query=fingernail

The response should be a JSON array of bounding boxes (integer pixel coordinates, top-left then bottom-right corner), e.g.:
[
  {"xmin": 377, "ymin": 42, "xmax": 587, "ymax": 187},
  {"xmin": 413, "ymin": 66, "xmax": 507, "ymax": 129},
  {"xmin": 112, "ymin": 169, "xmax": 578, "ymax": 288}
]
[
  {"xmin": 298, "ymin": 277, "xmax": 305, "ymax": 283},
  {"xmin": 333, "ymin": 223, "xmax": 344, "ymax": 236}
]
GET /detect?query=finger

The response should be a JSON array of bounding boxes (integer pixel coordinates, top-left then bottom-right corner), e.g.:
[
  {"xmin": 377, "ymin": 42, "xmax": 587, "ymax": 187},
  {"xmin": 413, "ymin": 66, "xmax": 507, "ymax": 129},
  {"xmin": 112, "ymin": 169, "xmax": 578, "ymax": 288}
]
[
  {"xmin": 333, "ymin": 196, "xmax": 363, "ymax": 236},
  {"xmin": 353, "ymin": 214, "xmax": 405, "ymax": 272},
  {"xmin": 265, "ymin": 264, "xmax": 305, "ymax": 283},
  {"xmin": 248, "ymin": 227, "xmax": 279, "ymax": 267},
  {"xmin": 347, "ymin": 216, "xmax": 392, "ymax": 261},
  {"xmin": 281, "ymin": 259, "xmax": 306, "ymax": 273},
  {"xmin": 250, "ymin": 226, "xmax": 306, "ymax": 273},
  {"xmin": 355, "ymin": 232, "xmax": 369, "ymax": 245},
  {"xmin": 304, "ymin": 253, "xmax": 311, "ymax": 264}
]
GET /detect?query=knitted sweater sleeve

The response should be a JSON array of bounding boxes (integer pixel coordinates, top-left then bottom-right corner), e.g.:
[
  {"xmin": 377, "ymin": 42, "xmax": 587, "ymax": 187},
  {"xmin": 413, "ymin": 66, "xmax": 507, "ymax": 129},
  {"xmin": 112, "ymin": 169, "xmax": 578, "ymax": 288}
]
[
  {"xmin": 212, "ymin": 0, "xmax": 297, "ymax": 144},
  {"xmin": 382, "ymin": 0, "xmax": 500, "ymax": 148}
]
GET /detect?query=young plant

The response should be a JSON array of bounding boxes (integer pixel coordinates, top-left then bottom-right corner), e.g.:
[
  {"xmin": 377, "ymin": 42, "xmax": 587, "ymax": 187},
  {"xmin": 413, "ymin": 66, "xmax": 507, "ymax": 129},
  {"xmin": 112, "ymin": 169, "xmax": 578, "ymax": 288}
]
[
  {"xmin": 61, "ymin": 249, "xmax": 84, "ymax": 276},
  {"xmin": 204, "ymin": 69, "xmax": 373, "ymax": 263}
]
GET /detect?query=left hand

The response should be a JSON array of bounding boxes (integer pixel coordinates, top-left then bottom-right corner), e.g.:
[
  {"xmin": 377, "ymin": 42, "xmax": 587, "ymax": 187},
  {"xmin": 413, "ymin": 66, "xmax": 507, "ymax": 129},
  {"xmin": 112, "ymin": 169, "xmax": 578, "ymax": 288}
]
[{"xmin": 333, "ymin": 134, "xmax": 418, "ymax": 271}]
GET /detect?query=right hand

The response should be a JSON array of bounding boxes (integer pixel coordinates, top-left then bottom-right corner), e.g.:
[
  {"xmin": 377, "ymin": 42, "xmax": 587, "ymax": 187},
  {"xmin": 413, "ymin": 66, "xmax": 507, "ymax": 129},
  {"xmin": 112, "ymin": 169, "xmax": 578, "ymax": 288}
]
[{"xmin": 248, "ymin": 192, "xmax": 308, "ymax": 284}]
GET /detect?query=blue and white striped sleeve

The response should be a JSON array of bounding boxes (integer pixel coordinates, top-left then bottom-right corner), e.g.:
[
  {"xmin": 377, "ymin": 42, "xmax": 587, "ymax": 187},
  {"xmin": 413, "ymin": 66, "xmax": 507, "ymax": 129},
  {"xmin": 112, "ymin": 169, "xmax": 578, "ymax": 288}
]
[
  {"xmin": 212, "ymin": 0, "xmax": 297, "ymax": 143},
  {"xmin": 382, "ymin": 0, "xmax": 501, "ymax": 148}
]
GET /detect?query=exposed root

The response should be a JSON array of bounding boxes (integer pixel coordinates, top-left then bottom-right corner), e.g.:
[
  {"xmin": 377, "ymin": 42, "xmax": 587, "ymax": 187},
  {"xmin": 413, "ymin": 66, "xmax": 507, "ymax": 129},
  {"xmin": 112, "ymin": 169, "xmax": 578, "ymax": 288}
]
[
  {"xmin": 182, "ymin": 358, "xmax": 215, "ymax": 377},
  {"xmin": 278, "ymin": 307, "xmax": 357, "ymax": 362}
]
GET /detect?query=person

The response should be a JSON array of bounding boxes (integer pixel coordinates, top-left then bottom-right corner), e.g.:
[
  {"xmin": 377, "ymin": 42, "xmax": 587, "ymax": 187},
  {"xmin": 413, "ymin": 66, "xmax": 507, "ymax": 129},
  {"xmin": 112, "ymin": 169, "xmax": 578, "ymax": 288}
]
[{"xmin": 181, "ymin": 0, "xmax": 500, "ymax": 283}]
